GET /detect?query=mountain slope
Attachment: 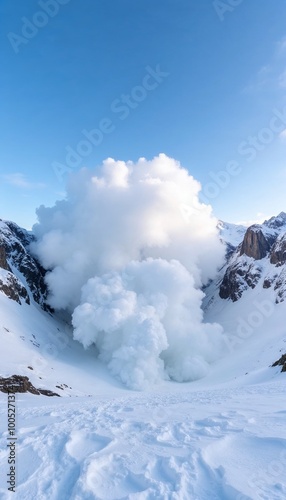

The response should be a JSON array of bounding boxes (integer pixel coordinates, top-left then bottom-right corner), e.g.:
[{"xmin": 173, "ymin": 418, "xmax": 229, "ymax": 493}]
[
  {"xmin": 0, "ymin": 214, "xmax": 285, "ymax": 395},
  {"xmin": 0, "ymin": 220, "xmax": 48, "ymax": 308},
  {"xmin": 0, "ymin": 215, "xmax": 286, "ymax": 499},
  {"xmin": 205, "ymin": 212, "xmax": 286, "ymax": 306}
]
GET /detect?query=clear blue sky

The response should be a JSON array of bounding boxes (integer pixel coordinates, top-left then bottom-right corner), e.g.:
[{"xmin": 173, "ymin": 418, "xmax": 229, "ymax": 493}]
[{"xmin": 1, "ymin": 0, "xmax": 286, "ymax": 229}]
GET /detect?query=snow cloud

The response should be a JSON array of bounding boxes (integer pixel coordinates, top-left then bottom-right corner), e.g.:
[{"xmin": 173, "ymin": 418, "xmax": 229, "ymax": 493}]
[{"xmin": 32, "ymin": 154, "xmax": 226, "ymax": 389}]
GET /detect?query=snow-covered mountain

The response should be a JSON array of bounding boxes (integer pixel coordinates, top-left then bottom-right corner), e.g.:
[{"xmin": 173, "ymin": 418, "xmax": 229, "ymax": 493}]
[
  {"xmin": 0, "ymin": 212, "xmax": 285, "ymax": 396},
  {"xmin": 0, "ymin": 218, "xmax": 123, "ymax": 398},
  {"xmin": 0, "ymin": 219, "xmax": 48, "ymax": 309},
  {"xmin": 0, "ymin": 215, "xmax": 286, "ymax": 499},
  {"xmin": 217, "ymin": 220, "xmax": 247, "ymax": 256},
  {"xmin": 205, "ymin": 212, "xmax": 286, "ymax": 307}
]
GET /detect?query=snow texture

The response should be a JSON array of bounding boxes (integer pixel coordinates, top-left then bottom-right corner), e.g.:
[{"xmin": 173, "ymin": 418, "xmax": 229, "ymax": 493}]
[{"xmin": 1, "ymin": 382, "xmax": 285, "ymax": 499}]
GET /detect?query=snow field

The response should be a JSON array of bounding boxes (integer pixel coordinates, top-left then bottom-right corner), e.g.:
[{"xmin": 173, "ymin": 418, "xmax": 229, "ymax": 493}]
[
  {"xmin": 1, "ymin": 212, "xmax": 286, "ymax": 499},
  {"xmin": 1, "ymin": 382, "xmax": 286, "ymax": 500}
]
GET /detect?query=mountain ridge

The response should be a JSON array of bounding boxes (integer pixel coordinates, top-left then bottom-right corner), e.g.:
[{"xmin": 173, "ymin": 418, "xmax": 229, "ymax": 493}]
[
  {"xmin": 0, "ymin": 212, "xmax": 286, "ymax": 398},
  {"xmin": 207, "ymin": 212, "xmax": 286, "ymax": 306},
  {"xmin": 0, "ymin": 219, "xmax": 48, "ymax": 309}
]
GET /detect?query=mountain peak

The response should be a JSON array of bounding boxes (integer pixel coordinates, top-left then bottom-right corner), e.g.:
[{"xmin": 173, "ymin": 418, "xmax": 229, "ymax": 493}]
[
  {"xmin": 264, "ymin": 211, "xmax": 286, "ymax": 229},
  {"xmin": 210, "ymin": 210, "xmax": 286, "ymax": 304}
]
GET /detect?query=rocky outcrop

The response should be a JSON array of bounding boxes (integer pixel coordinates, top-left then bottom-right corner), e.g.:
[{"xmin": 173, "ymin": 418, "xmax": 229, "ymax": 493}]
[
  {"xmin": 0, "ymin": 220, "xmax": 49, "ymax": 309},
  {"xmin": 219, "ymin": 259, "xmax": 262, "ymax": 301},
  {"xmin": 270, "ymin": 234, "xmax": 286, "ymax": 266},
  {"xmin": 263, "ymin": 277, "xmax": 275, "ymax": 289},
  {"xmin": 240, "ymin": 226, "xmax": 273, "ymax": 260},
  {"xmin": 16, "ymin": 253, "xmax": 48, "ymax": 306},
  {"xmin": 273, "ymin": 267, "xmax": 286, "ymax": 303},
  {"xmin": 264, "ymin": 211, "xmax": 286, "ymax": 230},
  {"xmin": 219, "ymin": 265, "xmax": 243, "ymax": 301},
  {"xmin": 0, "ymin": 246, "xmax": 10, "ymax": 271},
  {"xmin": 272, "ymin": 354, "xmax": 286, "ymax": 372},
  {"xmin": 0, "ymin": 271, "xmax": 30, "ymax": 304},
  {"xmin": 207, "ymin": 212, "xmax": 286, "ymax": 305},
  {"xmin": 0, "ymin": 375, "xmax": 60, "ymax": 396}
]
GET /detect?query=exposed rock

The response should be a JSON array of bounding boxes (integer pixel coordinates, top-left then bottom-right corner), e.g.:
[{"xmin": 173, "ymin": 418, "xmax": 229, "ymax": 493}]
[
  {"xmin": 219, "ymin": 259, "xmax": 262, "ymax": 301},
  {"xmin": 204, "ymin": 212, "xmax": 286, "ymax": 307},
  {"xmin": 0, "ymin": 375, "xmax": 39, "ymax": 394},
  {"xmin": 39, "ymin": 389, "xmax": 61, "ymax": 397},
  {"xmin": 272, "ymin": 354, "xmax": 286, "ymax": 372},
  {"xmin": 0, "ymin": 375, "xmax": 60, "ymax": 396},
  {"xmin": 4, "ymin": 221, "xmax": 32, "ymax": 247},
  {"xmin": 0, "ymin": 271, "xmax": 30, "ymax": 304},
  {"xmin": 270, "ymin": 234, "xmax": 286, "ymax": 266},
  {"xmin": 219, "ymin": 265, "xmax": 244, "ymax": 301},
  {"xmin": 273, "ymin": 268, "xmax": 286, "ymax": 303},
  {"xmin": 264, "ymin": 211, "xmax": 286, "ymax": 230},
  {"xmin": 17, "ymin": 254, "xmax": 48, "ymax": 307},
  {"xmin": 0, "ymin": 220, "xmax": 49, "ymax": 309},
  {"xmin": 263, "ymin": 278, "xmax": 273, "ymax": 289},
  {"xmin": 0, "ymin": 246, "xmax": 11, "ymax": 271},
  {"xmin": 240, "ymin": 226, "xmax": 273, "ymax": 260}
]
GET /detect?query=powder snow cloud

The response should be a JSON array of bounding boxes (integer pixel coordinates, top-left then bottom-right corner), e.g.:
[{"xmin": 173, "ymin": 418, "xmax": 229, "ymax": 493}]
[{"xmin": 32, "ymin": 154, "xmax": 226, "ymax": 389}]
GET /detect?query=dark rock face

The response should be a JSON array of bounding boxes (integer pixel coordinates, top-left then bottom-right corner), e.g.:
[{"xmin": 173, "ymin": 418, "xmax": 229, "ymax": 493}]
[
  {"xmin": 0, "ymin": 375, "xmax": 60, "ymax": 396},
  {"xmin": 0, "ymin": 246, "xmax": 10, "ymax": 271},
  {"xmin": 264, "ymin": 211, "xmax": 286, "ymax": 230},
  {"xmin": 273, "ymin": 268, "xmax": 286, "ymax": 303},
  {"xmin": 219, "ymin": 260, "xmax": 262, "ymax": 301},
  {"xmin": 270, "ymin": 234, "xmax": 286, "ymax": 266},
  {"xmin": 0, "ymin": 220, "xmax": 49, "ymax": 309},
  {"xmin": 272, "ymin": 354, "xmax": 286, "ymax": 372},
  {"xmin": 215, "ymin": 213, "xmax": 286, "ymax": 303},
  {"xmin": 15, "ymin": 252, "xmax": 48, "ymax": 307},
  {"xmin": 263, "ymin": 278, "xmax": 274, "ymax": 289},
  {"xmin": 0, "ymin": 272, "xmax": 30, "ymax": 304},
  {"xmin": 219, "ymin": 266, "xmax": 242, "ymax": 301},
  {"xmin": 240, "ymin": 226, "xmax": 273, "ymax": 260}
]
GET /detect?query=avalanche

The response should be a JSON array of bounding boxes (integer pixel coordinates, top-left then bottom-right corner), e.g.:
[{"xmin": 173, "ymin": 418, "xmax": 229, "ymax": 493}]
[{"xmin": 32, "ymin": 155, "xmax": 226, "ymax": 389}]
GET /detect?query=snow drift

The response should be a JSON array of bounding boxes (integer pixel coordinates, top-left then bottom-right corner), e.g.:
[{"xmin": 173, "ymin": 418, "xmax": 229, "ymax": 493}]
[{"xmin": 32, "ymin": 154, "xmax": 226, "ymax": 389}]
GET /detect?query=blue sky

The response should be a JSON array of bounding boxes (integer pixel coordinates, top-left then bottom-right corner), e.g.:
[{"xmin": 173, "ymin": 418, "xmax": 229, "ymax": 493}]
[{"xmin": 1, "ymin": 0, "xmax": 286, "ymax": 229}]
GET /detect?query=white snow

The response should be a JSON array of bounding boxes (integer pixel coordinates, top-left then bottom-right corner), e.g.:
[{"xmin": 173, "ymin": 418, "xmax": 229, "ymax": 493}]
[
  {"xmin": 0, "ymin": 380, "xmax": 285, "ymax": 499},
  {"xmin": 1, "ymin": 208, "xmax": 286, "ymax": 498},
  {"xmin": 218, "ymin": 220, "xmax": 247, "ymax": 248},
  {"xmin": 0, "ymin": 284, "xmax": 286, "ymax": 499}
]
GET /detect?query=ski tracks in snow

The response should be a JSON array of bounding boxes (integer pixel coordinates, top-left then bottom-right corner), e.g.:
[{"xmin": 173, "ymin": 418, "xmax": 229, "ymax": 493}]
[{"xmin": 0, "ymin": 385, "xmax": 286, "ymax": 499}]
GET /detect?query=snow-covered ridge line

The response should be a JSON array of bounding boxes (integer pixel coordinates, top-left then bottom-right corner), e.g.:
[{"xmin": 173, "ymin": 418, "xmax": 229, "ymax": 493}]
[
  {"xmin": 0, "ymin": 208, "xmax": 286, "ymax": 497},
  {"xmin": 0, "ymin": 219, "xmax": 48, "ymax": 308},
  {"xmin": 206, "ymin": 211, "xmax": 286, "ymax": 307}
]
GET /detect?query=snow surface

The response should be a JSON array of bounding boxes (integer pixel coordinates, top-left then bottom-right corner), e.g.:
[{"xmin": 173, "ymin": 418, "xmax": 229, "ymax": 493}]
[
  {"xmin": 1, "ymin": 380, "xmax": 286, "ymax": 500},
  {"xmin": 1, "ymin": 210, "xmax": 286, "ymax": 498},
  {"xmin": 0, "ymin": 281, "xmax": 286, "ymax": 499},
  {"xmin": 217, "ymin": 221, "xmax": 247, "ymax": 248}
]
